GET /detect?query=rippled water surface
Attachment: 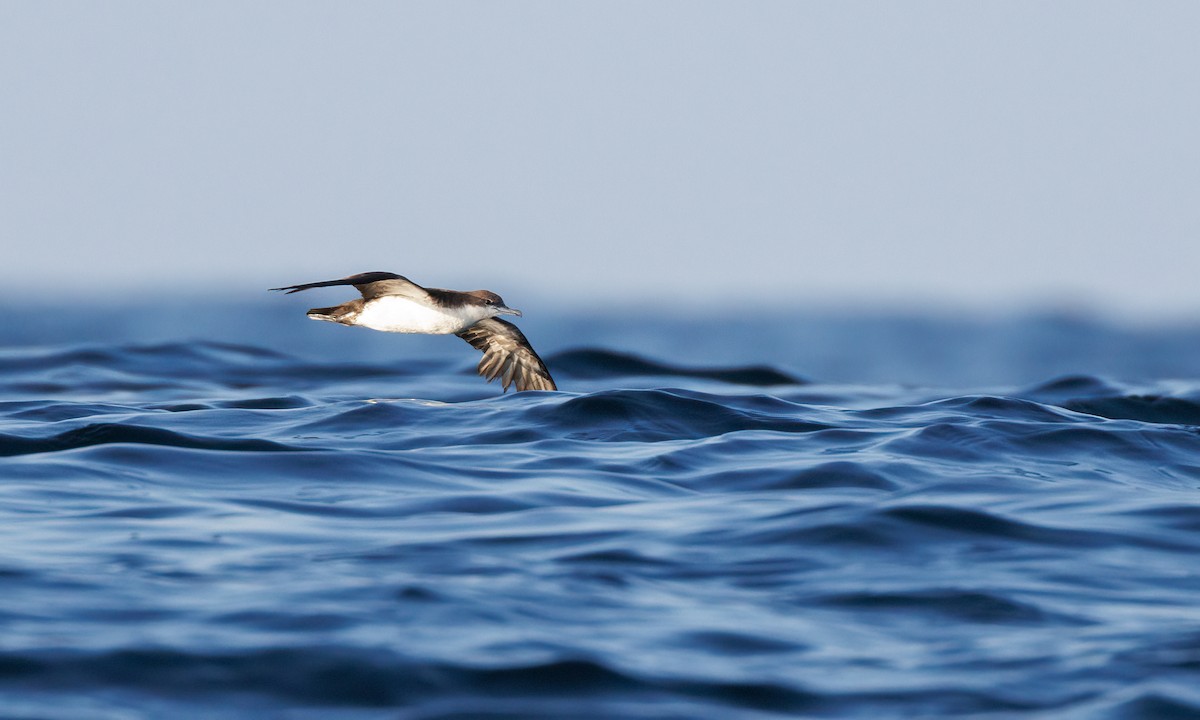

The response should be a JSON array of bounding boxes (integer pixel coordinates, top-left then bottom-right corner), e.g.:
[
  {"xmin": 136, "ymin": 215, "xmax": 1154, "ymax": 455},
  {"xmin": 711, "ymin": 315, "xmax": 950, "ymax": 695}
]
[{"xmin": 3, "ymin": 300, "xmax": 1200, "ymax": 718}]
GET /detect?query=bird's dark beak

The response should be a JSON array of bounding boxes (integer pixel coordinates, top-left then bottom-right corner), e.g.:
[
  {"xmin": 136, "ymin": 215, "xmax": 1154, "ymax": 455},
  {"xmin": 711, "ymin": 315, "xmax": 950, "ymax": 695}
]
[{"xmin": 497, "ymin": 306, "xmax": 522, "ymax": 317}]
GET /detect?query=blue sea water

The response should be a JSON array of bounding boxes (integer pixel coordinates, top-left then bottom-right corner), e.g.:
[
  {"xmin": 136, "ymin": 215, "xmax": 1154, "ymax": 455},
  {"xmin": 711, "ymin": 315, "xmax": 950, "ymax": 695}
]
[{"xmin": 3, "ymin": 298, "xmax": 1200, "ymax": 719}]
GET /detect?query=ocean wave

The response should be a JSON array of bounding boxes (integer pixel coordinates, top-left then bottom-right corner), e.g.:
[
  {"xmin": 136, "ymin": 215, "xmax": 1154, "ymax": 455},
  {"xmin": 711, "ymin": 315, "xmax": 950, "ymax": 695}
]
[
  {"xmin": 549, "ymin": 348, "xmax": 806, "ymax": 386},
  {"xmin": 4, "ymin": 339, "xmax": 1200, "ymax": 717},
  {"xmin": 0, "ymin": 422, "xmax": 302, "ymax": 458},
  {"xmin": 0, "ymin": 647, "xmax": 827, "ymax": 716}
]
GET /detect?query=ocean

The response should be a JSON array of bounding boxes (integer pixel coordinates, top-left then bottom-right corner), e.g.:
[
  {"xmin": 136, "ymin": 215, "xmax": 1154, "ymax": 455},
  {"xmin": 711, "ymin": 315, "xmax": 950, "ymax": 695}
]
[{"xmin": 2, "ymin": 297, "xmax": 1200, "ymax": 719}]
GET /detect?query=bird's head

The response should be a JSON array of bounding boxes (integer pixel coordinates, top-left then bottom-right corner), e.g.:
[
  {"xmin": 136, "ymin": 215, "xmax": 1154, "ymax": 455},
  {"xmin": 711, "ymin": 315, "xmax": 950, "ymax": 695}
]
[{"xmin": 469, "ymin": 290, "xmax": 522, "ymax": 318}]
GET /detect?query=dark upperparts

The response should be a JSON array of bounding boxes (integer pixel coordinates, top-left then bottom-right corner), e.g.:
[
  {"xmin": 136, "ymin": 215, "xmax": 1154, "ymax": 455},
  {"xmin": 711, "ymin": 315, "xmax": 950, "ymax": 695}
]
[
  {"xmin": 270, "ymin": 271, "xmax": 406, "ymax": 295},
  {"xmin": 425, "ymin": 288, "xmax": 508, "ymax": 309}
]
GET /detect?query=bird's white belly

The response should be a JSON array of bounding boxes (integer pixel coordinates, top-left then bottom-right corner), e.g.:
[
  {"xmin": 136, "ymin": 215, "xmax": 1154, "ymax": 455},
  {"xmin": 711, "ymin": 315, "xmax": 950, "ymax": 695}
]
[{"xmin": 355, "ymin": 296, "xmax": 472, "ymax": 334}]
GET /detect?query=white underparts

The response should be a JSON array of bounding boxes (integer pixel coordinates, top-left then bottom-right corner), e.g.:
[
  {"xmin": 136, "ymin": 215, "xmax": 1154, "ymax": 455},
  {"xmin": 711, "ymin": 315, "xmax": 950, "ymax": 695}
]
[{"xmin": 353, "ymin": 296, "xmax": 489, "ymax": 334}]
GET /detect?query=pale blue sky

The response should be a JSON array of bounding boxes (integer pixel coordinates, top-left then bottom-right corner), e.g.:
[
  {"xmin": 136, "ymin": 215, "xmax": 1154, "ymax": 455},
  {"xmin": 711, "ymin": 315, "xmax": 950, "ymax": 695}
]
[{"xmin": 2, "ymin": 2, "xmax": 1197, "ymax": 317}]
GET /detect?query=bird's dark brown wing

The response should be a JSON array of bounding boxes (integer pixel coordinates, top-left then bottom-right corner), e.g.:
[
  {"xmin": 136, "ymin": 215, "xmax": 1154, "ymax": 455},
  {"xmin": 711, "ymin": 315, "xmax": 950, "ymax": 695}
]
[
  {"xmin": 270, "ymin": 272, "xmax": 428, "ymax": 301},
  {"xmin": 456, "ymin": 318, "xmax": 557, "ymax": 392}
]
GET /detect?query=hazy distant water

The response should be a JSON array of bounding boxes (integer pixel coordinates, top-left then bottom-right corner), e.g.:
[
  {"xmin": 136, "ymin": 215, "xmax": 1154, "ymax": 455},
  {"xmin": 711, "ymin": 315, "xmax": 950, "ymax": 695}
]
[{"xmin": 3, "ymin": 299, "xmax": 1200, "ymax": 718}]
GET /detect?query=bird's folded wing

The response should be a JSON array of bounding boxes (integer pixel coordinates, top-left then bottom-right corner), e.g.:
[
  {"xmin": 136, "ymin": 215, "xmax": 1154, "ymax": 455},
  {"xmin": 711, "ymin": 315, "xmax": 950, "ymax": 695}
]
[
  {"xmin": 270, "ymin": 272, "xmax": 429, "ymax": 301},
  {"xmin": 456, "ymin": 318, "xmax": 557, "ymax": 392}
]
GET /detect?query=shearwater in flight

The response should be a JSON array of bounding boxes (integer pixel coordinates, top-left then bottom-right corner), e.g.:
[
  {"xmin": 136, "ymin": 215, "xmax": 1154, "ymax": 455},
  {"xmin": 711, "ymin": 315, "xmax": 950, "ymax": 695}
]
[{"xmin": 271, "ymin": 271, "xmax": 557, "ymax": 392}]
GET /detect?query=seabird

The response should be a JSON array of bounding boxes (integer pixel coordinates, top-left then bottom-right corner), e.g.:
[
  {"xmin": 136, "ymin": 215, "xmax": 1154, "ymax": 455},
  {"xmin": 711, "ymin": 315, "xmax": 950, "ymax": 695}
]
[{"xmin": 271, "ymin": 271, "xmax": 557, "ymax": 392}]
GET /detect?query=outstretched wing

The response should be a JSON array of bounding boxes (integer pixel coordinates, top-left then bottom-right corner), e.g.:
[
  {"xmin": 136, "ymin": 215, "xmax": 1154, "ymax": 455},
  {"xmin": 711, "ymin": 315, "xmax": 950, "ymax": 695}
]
[
  {"xmin": 456, "ymin": 318, "xmax": 557, "ymax": 392},
  {"xmin": 270, "ymin": 272, "xmax": 428, "ymax": 301}
]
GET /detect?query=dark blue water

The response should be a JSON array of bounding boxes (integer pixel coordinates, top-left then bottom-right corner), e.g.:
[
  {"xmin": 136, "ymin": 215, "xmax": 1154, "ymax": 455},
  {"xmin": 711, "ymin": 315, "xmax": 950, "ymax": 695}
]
[{"xmin": 4, "ymin": 299, "xmax": 1200, "ymax": 718}]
